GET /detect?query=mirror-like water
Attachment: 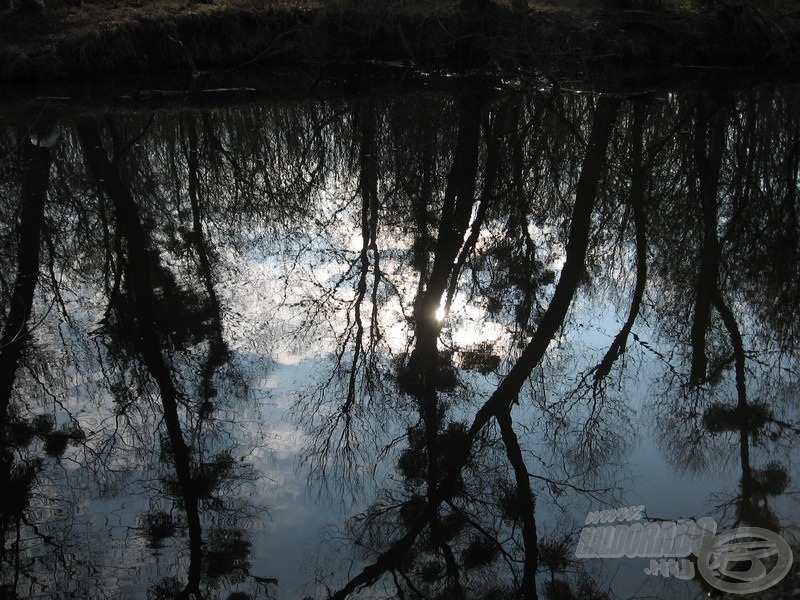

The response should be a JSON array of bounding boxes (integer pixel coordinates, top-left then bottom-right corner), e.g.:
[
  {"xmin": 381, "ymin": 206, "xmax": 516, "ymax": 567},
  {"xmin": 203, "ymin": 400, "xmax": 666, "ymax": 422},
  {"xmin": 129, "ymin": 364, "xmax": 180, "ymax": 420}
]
[{"xmin": 0, "ymin": 82, "xmax": 798, "ymax": 600}]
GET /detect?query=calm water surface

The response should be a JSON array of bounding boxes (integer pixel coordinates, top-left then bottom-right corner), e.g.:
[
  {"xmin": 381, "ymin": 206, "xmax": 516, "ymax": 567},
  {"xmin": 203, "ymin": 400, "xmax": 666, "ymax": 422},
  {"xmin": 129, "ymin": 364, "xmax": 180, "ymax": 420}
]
[{"xmin": 0, "ymin": 80, "xmax": 798, "ymax": 599}]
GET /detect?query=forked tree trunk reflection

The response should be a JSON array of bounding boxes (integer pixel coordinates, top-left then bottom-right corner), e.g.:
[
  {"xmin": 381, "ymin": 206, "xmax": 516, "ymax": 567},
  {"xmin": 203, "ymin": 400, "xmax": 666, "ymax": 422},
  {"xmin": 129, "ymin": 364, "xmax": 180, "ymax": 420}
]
[
  {"xmin": 332, "ymin": 95, "xmax": 621, "ymax": 600},
  {"xmin": 406, "ymin": 94, "xmax": 484, "ymax": 600},
  {"xmin": 593, "ymin": 102, "xmax": 649, "ymax": 388}
]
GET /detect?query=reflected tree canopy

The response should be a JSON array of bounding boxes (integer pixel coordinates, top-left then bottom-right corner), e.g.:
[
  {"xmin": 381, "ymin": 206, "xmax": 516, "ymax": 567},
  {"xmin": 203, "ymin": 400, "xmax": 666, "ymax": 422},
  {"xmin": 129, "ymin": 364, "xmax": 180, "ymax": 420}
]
[{"xmin": 0, "ymin": 81, "xmax": 798, "ymax": 599}]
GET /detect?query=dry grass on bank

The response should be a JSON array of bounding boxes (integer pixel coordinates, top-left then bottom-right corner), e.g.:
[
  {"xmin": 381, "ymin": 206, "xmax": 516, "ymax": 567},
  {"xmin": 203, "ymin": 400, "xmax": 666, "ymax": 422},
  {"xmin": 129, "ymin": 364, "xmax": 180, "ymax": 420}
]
[
  {"xmin": 5, "ymin": 0, "xmax": 798, "ymax": 47},
  {"xmin": 1, "ymin": 0, "xmax": 800, "ymax": 83}
]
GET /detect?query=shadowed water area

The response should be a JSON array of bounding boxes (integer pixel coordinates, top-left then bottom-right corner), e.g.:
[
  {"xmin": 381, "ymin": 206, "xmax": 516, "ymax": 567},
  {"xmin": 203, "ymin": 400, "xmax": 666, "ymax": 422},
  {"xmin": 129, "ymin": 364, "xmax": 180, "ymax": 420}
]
[{"xmin": 0, "ymin": 80, "xmax": 798, "ymax": 599}]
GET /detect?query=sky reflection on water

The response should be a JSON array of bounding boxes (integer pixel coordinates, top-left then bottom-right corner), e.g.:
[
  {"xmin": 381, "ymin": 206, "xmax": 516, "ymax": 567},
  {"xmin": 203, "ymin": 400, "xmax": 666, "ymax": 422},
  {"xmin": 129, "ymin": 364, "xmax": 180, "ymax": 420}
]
[{"xmin": 0, "ymin": 83, "xmax": 798, "ymax": 599}]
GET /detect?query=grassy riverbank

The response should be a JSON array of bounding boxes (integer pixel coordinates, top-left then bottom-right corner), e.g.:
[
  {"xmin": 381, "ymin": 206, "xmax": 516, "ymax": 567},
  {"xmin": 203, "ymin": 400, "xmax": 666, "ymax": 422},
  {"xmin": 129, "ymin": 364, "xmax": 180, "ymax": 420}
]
[{"xmin": 1, "ymin": 0, "xmax": 800, "ymax": 83}]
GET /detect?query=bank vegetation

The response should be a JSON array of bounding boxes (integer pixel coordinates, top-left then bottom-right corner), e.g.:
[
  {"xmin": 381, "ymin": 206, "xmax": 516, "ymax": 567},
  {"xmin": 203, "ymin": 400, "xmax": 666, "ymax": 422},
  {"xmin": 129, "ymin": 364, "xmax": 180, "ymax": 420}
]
[{"xmin": 1, "ymin": 0, "xmax": 800, "ymax": 83}]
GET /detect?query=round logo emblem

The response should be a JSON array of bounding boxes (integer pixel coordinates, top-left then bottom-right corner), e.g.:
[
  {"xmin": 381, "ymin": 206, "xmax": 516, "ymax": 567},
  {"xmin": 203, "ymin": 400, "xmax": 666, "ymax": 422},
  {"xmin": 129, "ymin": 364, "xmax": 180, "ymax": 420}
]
[{"xmin": 697, "ymin": 527, "xmax": 793, "ymax": 594}]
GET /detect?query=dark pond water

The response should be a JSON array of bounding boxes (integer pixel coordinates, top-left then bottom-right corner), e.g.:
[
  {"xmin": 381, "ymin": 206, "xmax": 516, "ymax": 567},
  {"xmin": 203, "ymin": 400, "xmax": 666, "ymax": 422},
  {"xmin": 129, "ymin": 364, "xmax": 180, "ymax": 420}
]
[{"xmin": 0, "ymin": 80, "xmax": 798, "ymax": 600}]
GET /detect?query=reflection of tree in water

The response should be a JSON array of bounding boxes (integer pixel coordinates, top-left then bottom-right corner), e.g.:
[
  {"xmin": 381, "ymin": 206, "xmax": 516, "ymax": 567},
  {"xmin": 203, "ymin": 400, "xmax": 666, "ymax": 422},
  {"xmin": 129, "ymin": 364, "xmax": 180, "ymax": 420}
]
[
  {"xmin": 282, "ymin": 92, "xmax": 622, "ymax": 600},
  {"xmin": 0, "ymin": 96, "xmax": 350, "ymax": 597},
  {"xmin": 0, "ymin": 108, "xmax": 289, "ymax": 597},
  {"xmin": 631, "ymin": 90, "xmax": 800, "ymax": 594},
  {"xmin": 0, "ymin": 123, "xmax": 91, "ymax": 598},
  {"xmin": 285, "ymin": 89, "xmax": 799, "ymax": 598},
  {"xmin": 76, "ymin": 116, "xmax": 266, "ymax": 599},
  {"xmin": 0, "ymin": 82, "xmax": 798, "ymax": 599}
]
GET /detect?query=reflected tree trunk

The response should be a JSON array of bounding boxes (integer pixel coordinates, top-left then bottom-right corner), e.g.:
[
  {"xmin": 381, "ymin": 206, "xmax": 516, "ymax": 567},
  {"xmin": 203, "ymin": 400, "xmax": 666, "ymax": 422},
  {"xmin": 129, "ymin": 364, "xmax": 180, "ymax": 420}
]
[
  {"xmin": 77, "ymin": 119, "xmax": 205, "ymax": 599},
  {"xmin": 0, "ymin": 134, "xmax": 51, "ymax": 579},
  {"xmin": 405, "ymin": 93, "xmax": 483, "ymax": 440},
  {"xmin": 443, "ymin": 102, "xmax": 504, "ymax": 315},
  {"xmin": 342, "ymin": 102, "xmax": 381, "ymax": 436},
  {"xmin": 508, "ymin": 96, "xmax": 545, "ymax": 330},
  {"xmin": 413, "ymin": 94, "xmax": 483, "ymax": 347},
  {"xmin": 355, "ymin": 100, "xmax": 381, "ymax": 391},
  {"xmin": 690, "ymin": 98, "xmax": 726, "ymax": 386},
  {"xmin": 594, "ymin": 103, "xmax": 649, "ymax": 386},
  {"xmin": 0, "ymin": 136, "xmax": 51, "ymax": 423},
  {"xmin": 496, "ymin": 409, "xmax": 538, "ymax": 600},
  {"xmin": 183, "ymin": 117, "xmax": 229, "ymax": 408},
  {"xmin": 775, "ymin": 124, "xmax": 800, "ymax": 284},
  {"xmin": 414, "ymin": 95, "xmax": 484, "ymax": 599},
  {"xmin": 471, "ymin": 96, "xmax": 621, "ymax": 430}
]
